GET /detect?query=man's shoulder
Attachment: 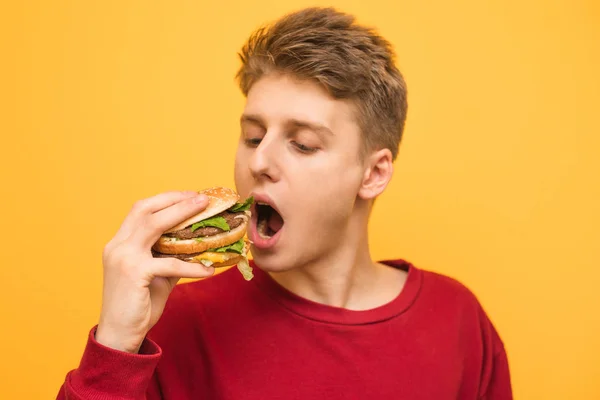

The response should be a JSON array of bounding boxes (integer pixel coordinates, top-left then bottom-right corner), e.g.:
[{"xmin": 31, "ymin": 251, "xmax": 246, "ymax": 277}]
[
  {"xmin": 386, "ymin": 259, "xmax": 481, "ymax": 305},
  {"xmin": 402, "ymin": 262, "xmax": 506, "ymax": 348},
  {"xmin": 412, "ymin": 264, "xmax": 503, "ymax": 340},
  {"xmin": 420, "ymin": 267, "xmax": 479, "ymax": 302},
  {"xmin": 399, "ymin": 261, "xmax": 489, "ymax": 316}
]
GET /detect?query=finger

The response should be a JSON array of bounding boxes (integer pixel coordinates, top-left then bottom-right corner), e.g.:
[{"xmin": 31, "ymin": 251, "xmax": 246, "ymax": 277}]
[
  {"xmin": 114, "ymin": 191, "xmax": 199, "ymax": 243},
  {"xmin": 131, "ymin": 194, "xmax": 210, "ymax": 247},
  {"xmin": 167, "ymin": 277, "xmax": 180, "ymax": 288},
  {"xmin": 149, "ymin": 258, "xmax": 215, "ymax": 279}
]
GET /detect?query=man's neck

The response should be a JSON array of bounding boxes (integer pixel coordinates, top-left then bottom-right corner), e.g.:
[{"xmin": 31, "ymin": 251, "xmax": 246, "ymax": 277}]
[{"xmin": 267, "ymin": 215, "xmax": 407, "ymax": 311}]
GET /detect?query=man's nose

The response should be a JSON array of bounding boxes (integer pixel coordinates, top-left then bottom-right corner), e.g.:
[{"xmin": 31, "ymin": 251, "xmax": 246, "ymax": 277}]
[{"xmin": 248, "ymin": 134, "xmax": 280, "ymax": 182}]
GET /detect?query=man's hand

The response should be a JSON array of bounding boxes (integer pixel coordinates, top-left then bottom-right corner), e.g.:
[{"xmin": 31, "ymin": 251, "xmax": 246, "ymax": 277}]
[{"xmin": 95, "ymin": 191, "xmax": 215, "ymax": 353}]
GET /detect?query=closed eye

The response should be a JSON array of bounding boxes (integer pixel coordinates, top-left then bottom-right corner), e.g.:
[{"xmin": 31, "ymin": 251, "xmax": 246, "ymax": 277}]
[
  {"xmin": 244, "ymin": 138, "xmax": 262, "ymax": 147},
  {"xmin": 292, "ymin": 141, "xmax": 318, "ymax": 153}
]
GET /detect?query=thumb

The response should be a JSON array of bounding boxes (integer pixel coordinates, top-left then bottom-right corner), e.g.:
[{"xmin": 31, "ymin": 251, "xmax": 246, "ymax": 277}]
[{"xmin": 167, "ymin": 276, "xmax": 181, "ymax": 289}]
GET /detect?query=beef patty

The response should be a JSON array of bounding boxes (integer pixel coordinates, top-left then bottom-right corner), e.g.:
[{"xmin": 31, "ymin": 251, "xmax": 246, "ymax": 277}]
[
  {"xmin": 152, "ymin": 249, "xmax": 208, "ymax": 260},
  {"xmin": 165, "ymin": 210, "xmax": 246, "ymax": 240}
]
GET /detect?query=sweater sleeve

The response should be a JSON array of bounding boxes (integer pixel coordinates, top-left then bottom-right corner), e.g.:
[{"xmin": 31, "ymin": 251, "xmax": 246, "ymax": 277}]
[
  {"xmin": 480, "ymin": 348, "xmax": 513, "ymax": 400},
  {"xmin": 476, "ymin": 307, "xmax": 513, "ymax": 400},
  {"xmin": 473, "ymin": 299, "xmax": 513, "ymax": 400},
  {"xmin": 56, "ymin": 326, "xmax": 163, "ymax": 400}
]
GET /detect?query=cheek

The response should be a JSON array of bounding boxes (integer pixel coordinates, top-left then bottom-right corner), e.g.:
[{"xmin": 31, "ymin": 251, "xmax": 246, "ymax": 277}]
[
  {"xmin": 310, "ymin": 151, "xmax": 363, "ymax": 191},
  {"xmin": 301, "ymin": 162, "xmax": 363, "ymax": 220},
  {"xmin": 234, "ymin": 150, "xmax": 252, "ymax": 197}
]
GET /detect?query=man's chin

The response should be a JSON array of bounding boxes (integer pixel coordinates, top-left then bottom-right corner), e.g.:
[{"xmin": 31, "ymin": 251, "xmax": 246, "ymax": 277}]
[{"xmin": 250, "ymin": 251, "xmax": 298, "ymax": 273}]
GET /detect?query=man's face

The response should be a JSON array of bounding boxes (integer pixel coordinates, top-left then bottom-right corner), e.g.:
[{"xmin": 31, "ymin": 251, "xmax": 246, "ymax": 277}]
[{"xmin": 234, "ymin": 73, "xmax": 366, "ymax": 271}]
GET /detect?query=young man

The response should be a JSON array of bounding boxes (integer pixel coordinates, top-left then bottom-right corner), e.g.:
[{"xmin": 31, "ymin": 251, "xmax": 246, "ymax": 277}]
[{"xmin": 58, "ymin": 7, "xmax": 512, "ymax": 399}]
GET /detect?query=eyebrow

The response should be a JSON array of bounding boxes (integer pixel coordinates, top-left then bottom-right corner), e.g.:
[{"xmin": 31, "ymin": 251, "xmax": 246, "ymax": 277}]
[
  {"xmin": 288, "ymin": 119, "xmax": 334, "ymax": 136},
  {"xmin": 240, "ymin": 114, "xmax": 334, "ymax": 136},
  {"xmin": 240, "ymin": 114, "xmax": 264, "ymax": 126}
]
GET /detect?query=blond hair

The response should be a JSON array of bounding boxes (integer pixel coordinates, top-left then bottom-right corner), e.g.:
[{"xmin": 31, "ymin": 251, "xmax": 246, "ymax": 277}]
[{"xmin": 236, "ymin": 7, "xmax": 408, "ymax": 160}]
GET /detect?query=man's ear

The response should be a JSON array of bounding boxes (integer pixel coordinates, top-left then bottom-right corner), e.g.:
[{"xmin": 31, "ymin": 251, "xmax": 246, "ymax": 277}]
[{"xmin": 358, "ymin": 148, "xmax": 394, "ymax": 200}]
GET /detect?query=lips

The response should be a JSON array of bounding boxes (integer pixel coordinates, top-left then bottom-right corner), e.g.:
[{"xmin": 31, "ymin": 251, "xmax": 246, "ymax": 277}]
[{"xmin": 249, "ymin": 193, "xmax": 284, "ymax": 250}]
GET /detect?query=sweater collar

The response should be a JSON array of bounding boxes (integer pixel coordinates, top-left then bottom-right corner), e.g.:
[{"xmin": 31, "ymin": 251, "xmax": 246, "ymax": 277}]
[{"xmin": 250, "ymin": 259, "xmax": 422, "ymax": 325}]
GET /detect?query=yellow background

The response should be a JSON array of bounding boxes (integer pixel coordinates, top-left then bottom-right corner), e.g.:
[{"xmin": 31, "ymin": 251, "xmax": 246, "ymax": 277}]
[{"xmin": 1, "ymin": 0, "xmax": 598, "ymax": 398}]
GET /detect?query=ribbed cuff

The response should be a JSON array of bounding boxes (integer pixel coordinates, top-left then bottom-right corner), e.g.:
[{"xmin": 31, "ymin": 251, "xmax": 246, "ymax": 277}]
[{"xmin": 67, "ymin": 326, "xmax": 161, "ymax": 399}]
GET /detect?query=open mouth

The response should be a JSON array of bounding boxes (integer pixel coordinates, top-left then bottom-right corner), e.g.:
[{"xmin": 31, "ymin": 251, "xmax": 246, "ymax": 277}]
[{"xmin": 256, "ymin": 202, "xmax": 284, "ymax": 239}]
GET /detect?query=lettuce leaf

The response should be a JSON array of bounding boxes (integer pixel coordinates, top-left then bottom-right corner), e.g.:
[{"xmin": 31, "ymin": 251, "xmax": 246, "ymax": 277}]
[
  {"xmin": 208, "ymin": 238, "xmax": 245, "ymax": 254},
  {"xmin": 190, "ymin": 216, "xmax": 230, "ymax": 232},
  {"xmin": 237, "ymin": 257, "xmax": 254, "ymax": 281},
  {"xmin": 229, "ymin": 196, "xmax": 254, "ymax": 212}
]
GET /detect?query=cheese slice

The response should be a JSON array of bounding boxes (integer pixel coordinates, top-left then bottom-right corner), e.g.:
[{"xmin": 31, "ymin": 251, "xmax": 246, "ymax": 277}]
[{"xmin": 188, "ymin": 252, "xmax": 229, "ymax": 264}]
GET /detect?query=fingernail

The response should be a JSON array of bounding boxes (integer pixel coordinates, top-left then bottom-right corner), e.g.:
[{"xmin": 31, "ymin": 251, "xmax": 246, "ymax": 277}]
[
  {"xmin": 183, "ymin": 190, "xmax": 198, "ymax": 196},
  {"xmin": 193, "ymin": 194, "xmax": 208, "ymax": 204}
]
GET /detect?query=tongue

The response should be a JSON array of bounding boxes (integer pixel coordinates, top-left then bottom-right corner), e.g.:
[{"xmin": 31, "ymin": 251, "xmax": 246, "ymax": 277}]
[{"xmin": 267, "ymin": 211, "xmax": 284, "ymax": 233}]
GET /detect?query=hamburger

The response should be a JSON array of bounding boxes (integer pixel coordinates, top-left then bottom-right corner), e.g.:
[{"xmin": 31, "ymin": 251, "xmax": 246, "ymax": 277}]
[{"xmin": 151, "ymin": 187, "xmax": 254, "ymax": 280}]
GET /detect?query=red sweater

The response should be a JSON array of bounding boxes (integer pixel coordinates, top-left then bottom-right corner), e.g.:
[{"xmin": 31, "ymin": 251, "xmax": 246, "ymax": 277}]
[{"xmin": 57, "ymin": 260, "xmax": 512, "ymax": 399}]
